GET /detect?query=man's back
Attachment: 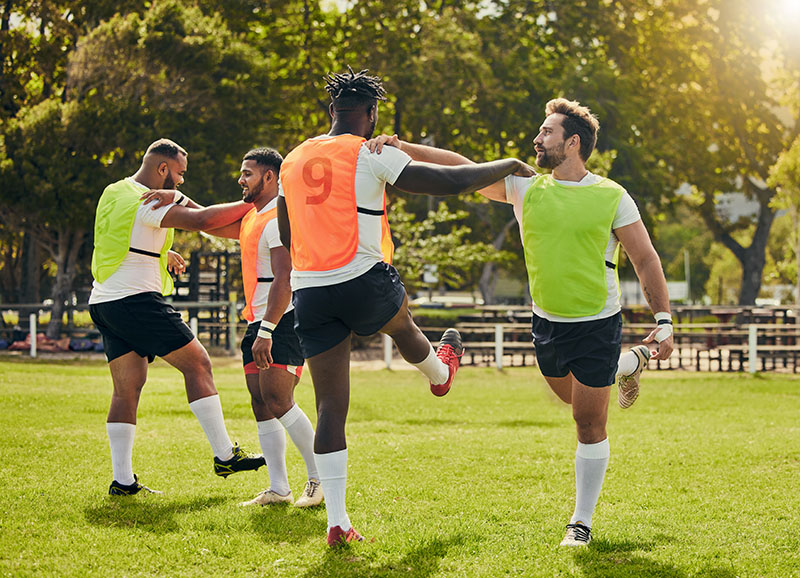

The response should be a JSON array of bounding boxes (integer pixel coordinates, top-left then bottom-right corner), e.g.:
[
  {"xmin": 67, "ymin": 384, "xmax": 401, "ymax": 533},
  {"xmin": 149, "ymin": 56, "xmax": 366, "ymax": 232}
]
[{"xmin": 280, "ymin": 134, "xmax": 410, "ymax": 290}]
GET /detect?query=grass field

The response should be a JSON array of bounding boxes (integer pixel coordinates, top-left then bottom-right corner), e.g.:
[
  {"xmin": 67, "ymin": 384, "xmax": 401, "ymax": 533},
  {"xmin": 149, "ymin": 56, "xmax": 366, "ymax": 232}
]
[{"xmin": 1, "ymin": 357, "xmax": 798, "ymax": 577}]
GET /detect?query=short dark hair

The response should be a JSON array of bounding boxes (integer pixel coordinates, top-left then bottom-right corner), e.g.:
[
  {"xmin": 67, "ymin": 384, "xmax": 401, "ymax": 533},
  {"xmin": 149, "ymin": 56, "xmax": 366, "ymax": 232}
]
[
  {"xmin": 545, "ymin": 98, "xmax": 600, "ymax": 161},
  {"xmin": 243, "ymin": 147, "xmax": 282, "ymax": 174},
  {"xmin": 145, "ymin": 138, "xmax": 187, "ymax": 159},
  {"xmin": 325, "ymin": 66, "xmax": 386, "ymax": 112}
]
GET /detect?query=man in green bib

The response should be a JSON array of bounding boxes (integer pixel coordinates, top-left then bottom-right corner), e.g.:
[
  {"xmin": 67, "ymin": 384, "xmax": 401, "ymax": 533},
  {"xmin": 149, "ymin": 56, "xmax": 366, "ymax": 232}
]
[
  {"xmin": 367, "ymin": 98, "xmax": 674, "ymax": 547},
  {"xmin": 90, "ymin": 138, "xmax": 265, "ymax": 496}
]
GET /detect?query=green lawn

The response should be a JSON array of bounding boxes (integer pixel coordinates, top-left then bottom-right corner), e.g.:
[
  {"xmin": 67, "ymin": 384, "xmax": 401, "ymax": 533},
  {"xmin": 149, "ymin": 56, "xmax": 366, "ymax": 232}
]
[{"xmin": 0, "ymin": 358, "xmax": 798, "ymax": 577}]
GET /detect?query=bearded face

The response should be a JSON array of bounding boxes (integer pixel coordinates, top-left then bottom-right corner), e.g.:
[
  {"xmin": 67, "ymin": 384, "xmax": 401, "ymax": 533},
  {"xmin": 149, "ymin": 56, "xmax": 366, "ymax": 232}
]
[{"xmin": 535, "ymin": 139, "xmax": 568, "ymax": 169}]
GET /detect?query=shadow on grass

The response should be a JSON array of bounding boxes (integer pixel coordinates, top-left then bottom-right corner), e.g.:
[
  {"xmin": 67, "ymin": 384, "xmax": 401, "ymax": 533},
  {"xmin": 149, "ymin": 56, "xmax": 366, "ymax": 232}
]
[
  {"xmin": 84, "ymin": 495, "xmax": 226, "ymax": 534},
  {"xmin": 573, "ymin": 537, "xmax": 738, "ymax": 578},
  {"xmin": 246, "ymin": 504, "xmax": 323, "ymax": 544},
  {"xmin": 399, "ymin": 418, "xmax": 559, "ymax": 429},
  {"xmin": 301, "ymin": 534, "xmax": 469, "ymax": 578}
]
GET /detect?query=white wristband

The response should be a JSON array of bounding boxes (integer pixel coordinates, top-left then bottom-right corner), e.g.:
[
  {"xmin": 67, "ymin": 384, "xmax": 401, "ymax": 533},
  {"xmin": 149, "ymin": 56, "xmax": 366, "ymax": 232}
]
[
  {"xmin": 654, "ymin": 312, "xmax": 672, "ymax": 323},
  {"xmin": 257, "ymin": 320, "xmax": 276, "ymax": 340},
  {"xmin": 653, "ymin": 311, "xmax": 673, "ymax": 342}
]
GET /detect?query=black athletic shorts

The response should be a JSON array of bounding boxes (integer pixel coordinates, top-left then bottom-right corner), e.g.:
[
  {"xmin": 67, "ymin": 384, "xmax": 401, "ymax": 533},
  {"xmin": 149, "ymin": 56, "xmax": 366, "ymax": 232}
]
[
  {"xmin": 292, "ymin": 261, "xmax": 406, "ymax": 359},
  {"xmin": 241, "ymin": 310, "xmax": 304, "ymax": 368},
  {"xmin": 532, "ymin": 311, "xmax": 622, "ymax": 387},
  {"xmin": 89, "ymin": 292, "xmax": 195, "ymax": 363}
]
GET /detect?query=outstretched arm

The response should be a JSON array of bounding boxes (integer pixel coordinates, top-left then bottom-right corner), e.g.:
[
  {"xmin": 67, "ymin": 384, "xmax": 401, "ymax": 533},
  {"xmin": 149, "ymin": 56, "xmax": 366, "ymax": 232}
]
[
  {"xmin": 367, "ymin": 134, "xmax": 529, "ymax": 202},
  {"xmin": 160, "ymin": 201, "xmax": 251, "ymax": 232},
  {"xmin": 393, "ymin": 157, "xmax": 531, "ymax": 197},
  {"xmin": 615, "ymin": 220, "xmax": 674, "ymax": 360}
]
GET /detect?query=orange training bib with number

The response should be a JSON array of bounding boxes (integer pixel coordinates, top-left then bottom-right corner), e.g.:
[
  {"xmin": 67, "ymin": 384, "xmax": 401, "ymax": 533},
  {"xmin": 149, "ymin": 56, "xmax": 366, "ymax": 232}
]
[
  {"xmin": 281, "ymin": 134, "xmax": 394, "ymax": 271},
  {"xmin": 239, "ymin": 206, "xmax": 277, "ymax": 322}
]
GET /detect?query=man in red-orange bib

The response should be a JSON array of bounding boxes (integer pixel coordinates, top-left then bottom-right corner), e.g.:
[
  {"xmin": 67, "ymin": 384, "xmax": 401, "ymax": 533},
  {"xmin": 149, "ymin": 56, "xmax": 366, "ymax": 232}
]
[
  {"xmin": 277, "ymin": 67, "xmax": 534, "ymax": 547},
  {"xmin": 144, "ymin": 148, "xmax": 322, "ymax": 509}
]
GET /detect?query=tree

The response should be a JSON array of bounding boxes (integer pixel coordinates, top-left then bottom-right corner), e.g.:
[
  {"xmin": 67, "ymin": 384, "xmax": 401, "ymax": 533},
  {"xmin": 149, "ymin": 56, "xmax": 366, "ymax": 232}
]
[
  {"xmin": 0, "ymin": 1, "xmax": 273, "ymax": 336},
  {"xmin": 768, "ymin": 135, "xmax": 800, "ymax": 304},
  {"xmin": 389, "ymin": 197, "xmax": 512, "ymax": 297}
]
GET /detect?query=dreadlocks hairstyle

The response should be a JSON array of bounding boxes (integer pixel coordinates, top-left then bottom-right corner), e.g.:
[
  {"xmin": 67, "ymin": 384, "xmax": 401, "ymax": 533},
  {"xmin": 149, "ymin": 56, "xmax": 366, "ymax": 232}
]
[{"xmin": 325, "ymin": 66, "xmax": 387, "ymax": 112}]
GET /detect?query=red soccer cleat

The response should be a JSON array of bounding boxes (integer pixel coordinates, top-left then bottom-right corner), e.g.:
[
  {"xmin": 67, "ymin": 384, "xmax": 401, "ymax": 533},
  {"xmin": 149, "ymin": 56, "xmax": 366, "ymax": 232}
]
[
  {"xmin": 430, "ymin": 328, "xmax": 464, "ymax": 397},
  {"xmin": 327, "ymin": 525, "xmax": 364, "ymax": 547}
]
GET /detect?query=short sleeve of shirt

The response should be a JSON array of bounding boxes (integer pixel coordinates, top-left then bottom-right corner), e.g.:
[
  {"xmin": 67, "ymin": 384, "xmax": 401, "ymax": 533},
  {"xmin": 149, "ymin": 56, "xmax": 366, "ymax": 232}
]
[
  {"xmin": 364, "ymin": 145, "xmax": 412, "ymax": 185},
  {"xmin": 136, "ymin": 201, "xmax": 175, "ymax": 228},
  {"xmin": 504, "ymin": 175, "xmax": 534, "ymax": 206},
  {"xmin": 265, "ymin": 218, "xmax": 282, "ymax": 249},
  {"xmin": 612, "ymin": 192, "xmax": 641, "ymax": 229}
]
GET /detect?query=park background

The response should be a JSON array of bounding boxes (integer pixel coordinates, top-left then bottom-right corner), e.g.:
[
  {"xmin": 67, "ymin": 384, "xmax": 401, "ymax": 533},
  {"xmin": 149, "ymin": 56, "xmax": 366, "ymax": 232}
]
[
  {"xmin": 1, "ymin": 3, "xmax": 800, "ymax": 577},
  {"xmin": 1, "ymin": 0, "xmax": 800, "ymax": 343}
]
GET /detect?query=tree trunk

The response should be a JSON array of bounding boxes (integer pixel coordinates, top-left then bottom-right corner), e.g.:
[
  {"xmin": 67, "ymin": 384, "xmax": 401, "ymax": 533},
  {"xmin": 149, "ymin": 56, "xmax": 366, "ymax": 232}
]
[
  {"xmin": 736, "ymin": 198, "xmax": 775, "ymax": 305},
  {"xmin": 700, "ymin": 190, "xmax": 775, "ymax": 306},
  {"xmin": 20, "ymin": 229, "xmax": 41, "ymax": 303},
  {"xmin": 478, "ymin": 217, "xmax": 517, "ymax": 305},
  {"xmin": 44, "ymin": 228, "xmax": 85, "ymax": 339}
]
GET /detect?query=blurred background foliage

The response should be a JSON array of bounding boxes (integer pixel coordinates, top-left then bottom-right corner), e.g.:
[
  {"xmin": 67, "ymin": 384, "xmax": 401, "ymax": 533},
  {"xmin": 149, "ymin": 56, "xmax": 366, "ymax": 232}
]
[{"xmin": 1, "ymin": 0, "xmax": 799, "ymax": 335}]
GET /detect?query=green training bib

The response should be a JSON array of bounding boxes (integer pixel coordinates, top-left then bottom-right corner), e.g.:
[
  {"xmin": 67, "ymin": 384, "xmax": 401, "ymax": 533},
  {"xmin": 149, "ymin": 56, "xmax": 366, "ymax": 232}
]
[
  {"xmin": 521, "ymin": 174, "xmax": 624, "ymax": 317},
  {"xmin": 91, "ymin": 179, "xmax": 175, "ymax": 296}
]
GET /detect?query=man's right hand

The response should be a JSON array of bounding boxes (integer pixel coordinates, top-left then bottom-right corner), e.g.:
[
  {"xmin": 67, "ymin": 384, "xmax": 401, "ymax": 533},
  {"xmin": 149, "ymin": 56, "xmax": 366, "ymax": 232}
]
[
  {"xmin": 366, "ymin": 133, "xmax": 401, "ymax": 154},
  {"xmin": 140, "ymin": 190, "xmax": 177, "ymax": 209},
  {"xmin": 514, "ymin": 161, "xmax": 537, "ymax": 178}
]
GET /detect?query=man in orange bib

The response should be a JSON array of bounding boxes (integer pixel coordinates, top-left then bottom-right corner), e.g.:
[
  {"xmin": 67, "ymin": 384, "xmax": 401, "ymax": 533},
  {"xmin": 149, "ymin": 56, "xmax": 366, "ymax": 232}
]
[
  {"xmin": 145, "ymin": 148, "xmax": 322, "ymax": 509},
  {"xmin": 277, "ymin": 67, "xmax": 534, "ymax": 547}
]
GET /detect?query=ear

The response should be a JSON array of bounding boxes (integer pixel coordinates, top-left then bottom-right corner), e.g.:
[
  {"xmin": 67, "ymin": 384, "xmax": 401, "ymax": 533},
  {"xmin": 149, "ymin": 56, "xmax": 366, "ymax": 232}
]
[
  {"xmin": 329, "ymin": 102, "xmax": 335, "ymax": 119},
  {"xmin": 368, "ymin": 104, "xmax": 376, "ymax": 121},
  {"xmin": 569, "ymin": 135, "xmax": 580, "ymax": 149},
  {"xmin": 158, "ymin": 161, "xmax": 168, "ymax": 175},
  {"xmin": 264, "ymin": 169, "xmax": 275, "ymax": 183}
]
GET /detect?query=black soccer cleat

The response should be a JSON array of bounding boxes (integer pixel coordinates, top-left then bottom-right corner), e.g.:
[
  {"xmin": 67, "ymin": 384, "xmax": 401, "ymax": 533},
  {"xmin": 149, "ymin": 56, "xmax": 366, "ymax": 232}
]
[
  {"xmin": 108, "ymin": 474, "xmax": 162, "ymax": 496},
  {"xmin": 213, "ymin": 443, "xmax": 266, "ymax": 478}
]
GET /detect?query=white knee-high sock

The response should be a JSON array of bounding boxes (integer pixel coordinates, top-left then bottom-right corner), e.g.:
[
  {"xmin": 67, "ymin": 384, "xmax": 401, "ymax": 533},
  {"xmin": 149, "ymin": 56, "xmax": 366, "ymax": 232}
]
[
  {"xmin": 412, "ymin": 345, "xmax": 449, "ymax": 385},
  {"xmin": 616, "ymin": 350, "xmax": 639, "ymax": 377},
  {"xmin": 107, "ymin": 422, "xmax": 136, "ymax": 485},
  {"xmin": 278, "ymin": 404, "xmax": 319, "ymax": 480},
  {"xmin": 570, "ymin": 438, "xmax": 610, "ymax": 528},
  {"xmin": 315, "ymin": 449, "xmax": 350, "ymax": 530},
  {"xmin": 257, "ymin": 419, "xmax": 289, "ymax": 495},
  {"xmin": 188, "ymin": 395, "xmax": 234, "ymax": 460}
]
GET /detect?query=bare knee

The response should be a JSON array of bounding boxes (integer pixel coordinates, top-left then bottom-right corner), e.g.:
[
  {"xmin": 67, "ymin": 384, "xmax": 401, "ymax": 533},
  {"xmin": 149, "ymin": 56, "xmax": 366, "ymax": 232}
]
[
  {"xmin": 573, "ymin": 415, "xmax": 607, "ymax": 444},
  {"xmin": 265, "ymin": 394, "xmax": 294, "ymax": 418}
]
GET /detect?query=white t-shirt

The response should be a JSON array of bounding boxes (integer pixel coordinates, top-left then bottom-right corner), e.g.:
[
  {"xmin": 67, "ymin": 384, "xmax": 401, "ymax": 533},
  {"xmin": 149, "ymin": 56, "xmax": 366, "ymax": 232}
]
[
  {"xmin": 89, "ymin": 178, "xmax": 176, "ymax": 304},
  {"xmin": 248, "ymin": 197, "xmax": 293, "ymax": 321},
  {"xmin": 279, "ymin": 135, "xmax": 412, "ymax": 290},
  {"xmin": 504, "ymin": 172, "xmax": 641, "ymax": 322}
]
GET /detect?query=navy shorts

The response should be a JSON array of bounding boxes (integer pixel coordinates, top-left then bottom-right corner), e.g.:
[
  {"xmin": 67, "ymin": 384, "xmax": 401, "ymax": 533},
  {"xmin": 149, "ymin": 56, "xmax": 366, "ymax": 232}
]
[
  {"xmin": 532, "ymin": 311, "xmax": 622, "ymax": 387},
  {"xmin": 241, "ymin": 310, "xmax": 304, "ymax": 368},
  {"xmin": 89, "ymin": 292, "xmax": 195, "ymax": 363},
  {"xmin": 292, "ymin": 261, "xmax": 406, "ymax": 359}
]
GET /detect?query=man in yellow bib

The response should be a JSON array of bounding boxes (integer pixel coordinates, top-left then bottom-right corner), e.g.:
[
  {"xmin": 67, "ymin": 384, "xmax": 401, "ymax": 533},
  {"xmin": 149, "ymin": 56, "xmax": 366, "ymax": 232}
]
[
  {"xmin": 277, "ymin": 68, "xmax": 534, "ymax": 547},
  {"xmin": 90, "ymin": 139, "xmax": 265, "ymax": 496},
  {"xmin": 369, "ymin": 99, "xmax": 674, "ymax": 547}
]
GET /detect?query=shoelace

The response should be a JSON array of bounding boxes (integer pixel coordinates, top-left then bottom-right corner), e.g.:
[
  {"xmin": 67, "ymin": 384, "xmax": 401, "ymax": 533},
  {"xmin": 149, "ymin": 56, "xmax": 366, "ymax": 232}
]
[
  {"xmin": 438, "ymin": 344, "xmax": 463, "ymax": 365},
  {"xmin": 305, "ymin": 481, "xmax": 320, "ymax": 497},
  {"xmin": 565, "ymin": 523, "xmax": 591, "ymax": 542}
]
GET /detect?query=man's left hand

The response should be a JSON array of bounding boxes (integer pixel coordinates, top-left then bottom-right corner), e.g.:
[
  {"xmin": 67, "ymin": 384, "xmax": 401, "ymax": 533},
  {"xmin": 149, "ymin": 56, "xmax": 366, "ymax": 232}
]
[
  {"xmin": 643, "ymin": 327, "xmax": 673, "ymax": 360},
  {"xmin": 252, "ymin": 336, "xmax": 273, "ymax": 370},
  {"xmin": 167, "ymin": 250, "xmax": 186, "ymax": 275}
]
